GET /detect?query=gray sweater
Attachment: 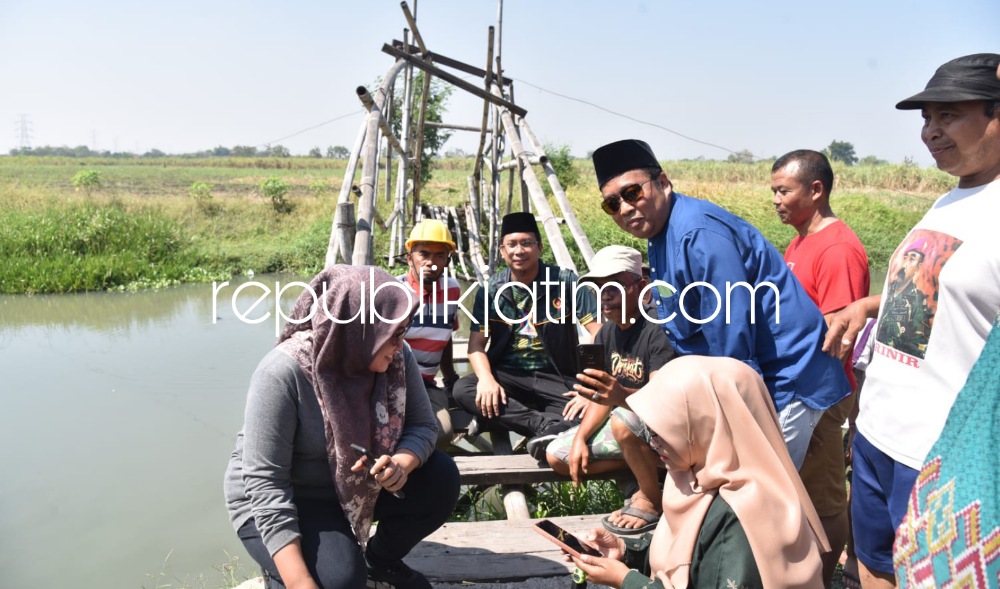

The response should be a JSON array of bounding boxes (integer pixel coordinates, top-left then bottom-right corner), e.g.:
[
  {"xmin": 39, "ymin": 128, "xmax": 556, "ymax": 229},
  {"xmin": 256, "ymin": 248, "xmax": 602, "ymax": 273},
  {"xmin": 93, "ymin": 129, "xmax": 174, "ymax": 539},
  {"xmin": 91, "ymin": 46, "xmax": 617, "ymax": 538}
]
[{"xmin": 223, "ymin": 345, "xmax": 438, "ymax": 556}]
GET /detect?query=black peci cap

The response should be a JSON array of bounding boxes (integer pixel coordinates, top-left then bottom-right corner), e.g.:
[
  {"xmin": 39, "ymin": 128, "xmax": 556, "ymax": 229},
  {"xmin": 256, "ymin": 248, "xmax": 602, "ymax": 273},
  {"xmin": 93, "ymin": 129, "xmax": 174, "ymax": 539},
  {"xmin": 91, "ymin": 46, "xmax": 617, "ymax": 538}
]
[
  {"xmin": 591, "ymin": 139, "xmax": 661, "ymax": 189},
  {"xmin": 500, "ymin": 212, "xmax": 540, "ymax": 239}
]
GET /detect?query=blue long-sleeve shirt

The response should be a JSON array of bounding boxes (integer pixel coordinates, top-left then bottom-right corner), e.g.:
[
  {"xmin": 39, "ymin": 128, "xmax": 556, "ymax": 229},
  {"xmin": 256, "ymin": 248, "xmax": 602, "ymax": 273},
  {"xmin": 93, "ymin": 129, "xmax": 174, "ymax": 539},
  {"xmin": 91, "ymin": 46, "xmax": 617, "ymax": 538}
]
[{"xmin": 647, "ymin": 192, "xmax": 848, "ymax": 411}]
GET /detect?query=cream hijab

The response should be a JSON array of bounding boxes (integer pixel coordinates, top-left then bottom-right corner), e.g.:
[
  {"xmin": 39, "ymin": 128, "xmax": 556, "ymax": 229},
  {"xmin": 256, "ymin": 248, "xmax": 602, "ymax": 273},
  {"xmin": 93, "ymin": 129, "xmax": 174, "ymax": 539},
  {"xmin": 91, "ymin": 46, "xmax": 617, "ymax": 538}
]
[{"xmin": 627, "ymin": 356, "xmax": 828, "ymax": 589}]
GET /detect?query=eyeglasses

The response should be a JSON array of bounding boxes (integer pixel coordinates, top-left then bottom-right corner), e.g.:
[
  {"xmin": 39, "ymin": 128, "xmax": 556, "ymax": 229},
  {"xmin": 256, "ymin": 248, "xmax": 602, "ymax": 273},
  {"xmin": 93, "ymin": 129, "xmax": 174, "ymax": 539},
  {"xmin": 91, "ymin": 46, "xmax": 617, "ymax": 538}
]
[
  {"xmin": 501, "ymin": 239, "xmax": 538, "ymax": 252},
  {"xmin": 600, "ymin": 178, "xmax": 654, "ymax": 215},
  {"xmin": 389, "ymin": 323, "xmax": 411, "ymax": 346}
]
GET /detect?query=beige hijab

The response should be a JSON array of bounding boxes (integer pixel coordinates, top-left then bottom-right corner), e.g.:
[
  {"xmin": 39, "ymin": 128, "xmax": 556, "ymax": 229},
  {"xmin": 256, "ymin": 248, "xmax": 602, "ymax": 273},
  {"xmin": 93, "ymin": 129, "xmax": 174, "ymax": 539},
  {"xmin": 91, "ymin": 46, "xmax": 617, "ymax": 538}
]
[{"xmin": 627, "ymin": 356, "xmax": 828, "ymax": 589}]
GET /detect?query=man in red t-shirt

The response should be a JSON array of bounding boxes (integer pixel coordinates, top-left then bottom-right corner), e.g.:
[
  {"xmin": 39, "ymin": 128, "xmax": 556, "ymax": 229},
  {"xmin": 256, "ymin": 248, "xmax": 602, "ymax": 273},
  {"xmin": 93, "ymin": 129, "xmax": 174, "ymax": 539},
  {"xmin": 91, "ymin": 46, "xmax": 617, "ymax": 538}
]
[{"xmin": 771, "ymin": 149, "xmax": 870, "ymax": 588}]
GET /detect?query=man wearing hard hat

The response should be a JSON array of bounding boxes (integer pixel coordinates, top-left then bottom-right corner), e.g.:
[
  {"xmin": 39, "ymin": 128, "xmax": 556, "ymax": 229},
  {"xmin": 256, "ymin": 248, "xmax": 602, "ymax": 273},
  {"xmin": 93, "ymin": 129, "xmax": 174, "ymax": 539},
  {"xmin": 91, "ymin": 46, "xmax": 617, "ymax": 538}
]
[{"xmin": 397, "ymin": 219, "xmax": 461, "ymax": 447}]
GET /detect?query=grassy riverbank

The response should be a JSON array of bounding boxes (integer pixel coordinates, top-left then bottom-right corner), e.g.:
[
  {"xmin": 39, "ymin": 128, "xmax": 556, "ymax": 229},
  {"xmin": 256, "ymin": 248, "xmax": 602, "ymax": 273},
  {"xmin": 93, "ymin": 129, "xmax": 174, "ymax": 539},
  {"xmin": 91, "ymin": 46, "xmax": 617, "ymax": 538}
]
[{"xmin": 0, "ymin": 155, "xmax": 949, "ymax": 294}]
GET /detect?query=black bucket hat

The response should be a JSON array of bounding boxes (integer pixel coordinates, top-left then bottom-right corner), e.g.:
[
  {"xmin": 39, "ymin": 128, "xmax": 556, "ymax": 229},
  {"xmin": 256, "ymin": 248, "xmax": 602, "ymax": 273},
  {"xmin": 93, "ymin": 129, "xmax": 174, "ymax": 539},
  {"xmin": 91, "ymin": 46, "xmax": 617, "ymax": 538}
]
[{"xmin": 896, "ymin": 53, "xmax": 1000, "ymax": 110}]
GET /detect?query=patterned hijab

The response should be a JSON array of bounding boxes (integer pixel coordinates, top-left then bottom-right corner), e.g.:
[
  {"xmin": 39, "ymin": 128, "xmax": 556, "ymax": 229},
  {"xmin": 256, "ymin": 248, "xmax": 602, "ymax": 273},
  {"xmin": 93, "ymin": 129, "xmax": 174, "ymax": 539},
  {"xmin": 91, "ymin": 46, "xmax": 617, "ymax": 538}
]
[
  {"xmin": 627, "ymin": 356, "xmax": 828, "ymax": 589},
  {"xmin": 276, "ymin": 265, "xmax": 412, "ymax": 545}
]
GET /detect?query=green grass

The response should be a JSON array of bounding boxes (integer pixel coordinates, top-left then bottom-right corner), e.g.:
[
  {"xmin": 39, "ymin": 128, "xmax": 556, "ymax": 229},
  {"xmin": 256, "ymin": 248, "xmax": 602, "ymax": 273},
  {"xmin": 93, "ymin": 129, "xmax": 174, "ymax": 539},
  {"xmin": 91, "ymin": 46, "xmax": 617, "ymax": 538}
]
[{"xmin": 0, "ymin": 156, "xmax": 942, "ymax": 294}]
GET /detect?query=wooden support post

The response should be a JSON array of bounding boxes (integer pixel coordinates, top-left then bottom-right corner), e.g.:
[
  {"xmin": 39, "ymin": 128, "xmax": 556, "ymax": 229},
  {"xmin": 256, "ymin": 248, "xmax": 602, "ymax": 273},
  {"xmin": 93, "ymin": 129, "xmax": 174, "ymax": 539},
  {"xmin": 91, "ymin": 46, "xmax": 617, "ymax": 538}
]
[
  {"xmin": 325, "ymin": 119, "xmax": 368, "ymax": 267},
  {"xmin": 336, "ymin": 202, "xmax": 357, "ymax": 264},
  {"xmin": 519, "ymin": 119, "xmax": 595, "ymax": 264}
]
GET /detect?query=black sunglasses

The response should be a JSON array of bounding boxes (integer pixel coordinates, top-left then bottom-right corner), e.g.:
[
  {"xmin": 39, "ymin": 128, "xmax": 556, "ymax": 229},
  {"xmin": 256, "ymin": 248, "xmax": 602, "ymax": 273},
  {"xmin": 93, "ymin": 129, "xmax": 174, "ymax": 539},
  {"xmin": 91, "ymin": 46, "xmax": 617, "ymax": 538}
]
[{"xmin": 600, "ymin": 178, "xmax": 654, "ymax": 215}]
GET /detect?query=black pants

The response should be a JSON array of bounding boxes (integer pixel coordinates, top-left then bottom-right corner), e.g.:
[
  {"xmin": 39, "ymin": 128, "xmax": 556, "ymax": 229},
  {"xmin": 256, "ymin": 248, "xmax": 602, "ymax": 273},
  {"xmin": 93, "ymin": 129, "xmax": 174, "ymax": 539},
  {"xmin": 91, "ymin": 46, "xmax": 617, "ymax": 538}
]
[
  {"xmin": 237, "ymin": 450, "xmax": 459, "ymax": 589},
  {"xmin": 453, "ymin": 369, "xmax": 578, "ymax": 438}
]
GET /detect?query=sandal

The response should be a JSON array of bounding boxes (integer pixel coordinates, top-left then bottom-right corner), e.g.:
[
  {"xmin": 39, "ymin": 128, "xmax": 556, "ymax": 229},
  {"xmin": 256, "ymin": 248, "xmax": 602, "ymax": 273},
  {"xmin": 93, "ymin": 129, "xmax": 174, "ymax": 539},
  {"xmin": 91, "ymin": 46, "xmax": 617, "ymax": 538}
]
[
  {"xmin": 842, "ymin": 562, "xmax": 861, "ymax": 589},
  {"xmin": 602, "ymin": 498, "xmax": 660, "ymax": 535}
]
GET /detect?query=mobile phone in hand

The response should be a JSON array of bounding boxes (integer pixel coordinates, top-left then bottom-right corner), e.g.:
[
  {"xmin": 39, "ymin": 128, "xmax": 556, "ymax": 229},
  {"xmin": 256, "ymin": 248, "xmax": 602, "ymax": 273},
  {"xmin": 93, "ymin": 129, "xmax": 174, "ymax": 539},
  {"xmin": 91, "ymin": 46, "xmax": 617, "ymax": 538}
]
[
  {"xmin": 577, "ymin": 343, "xmax": 606, "ymax": 373},
  {"xmin": 350, "ymin": 444, "xmax": 405, "ymax": 499},
  {"xmin": 533, "ymin": 519, "xmax": 602, "ymax": 558}
]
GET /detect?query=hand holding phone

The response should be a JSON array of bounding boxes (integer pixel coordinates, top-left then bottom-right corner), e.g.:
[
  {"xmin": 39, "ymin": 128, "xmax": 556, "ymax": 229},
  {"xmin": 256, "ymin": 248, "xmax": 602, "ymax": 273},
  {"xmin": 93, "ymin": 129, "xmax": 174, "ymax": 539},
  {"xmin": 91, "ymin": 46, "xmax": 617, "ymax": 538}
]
[
  {"xmin": 350, "ymin": 443, "xmax": 406, "ymax": 499},
  {"xmin": 577, "ymin": 344, "xmax": 606, "ymax": 373},
  {"xmin": 533, "ymin": 519, "xmax": 602, "ymax": 558}
]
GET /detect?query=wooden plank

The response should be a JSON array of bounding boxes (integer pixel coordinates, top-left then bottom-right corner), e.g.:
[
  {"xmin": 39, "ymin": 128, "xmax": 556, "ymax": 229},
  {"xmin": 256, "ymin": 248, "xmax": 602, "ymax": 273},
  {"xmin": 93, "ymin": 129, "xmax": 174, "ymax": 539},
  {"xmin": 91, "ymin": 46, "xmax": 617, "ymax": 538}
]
[
  {"xmin": 409, "ymin": 515, "xmax": 606, "ymax": 583},
  {"xmin": 454, "ymin": 454, "xmax": 624, "ymax": 486}
]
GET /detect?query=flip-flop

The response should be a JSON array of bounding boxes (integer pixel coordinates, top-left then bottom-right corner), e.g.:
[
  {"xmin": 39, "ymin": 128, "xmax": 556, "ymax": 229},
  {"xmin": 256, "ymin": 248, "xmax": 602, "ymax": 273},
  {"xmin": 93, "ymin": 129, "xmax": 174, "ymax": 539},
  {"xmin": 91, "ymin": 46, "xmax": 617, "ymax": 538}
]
[{"xmin": 602, "ymin": 501, "xmax": 660, "ymax": 535}]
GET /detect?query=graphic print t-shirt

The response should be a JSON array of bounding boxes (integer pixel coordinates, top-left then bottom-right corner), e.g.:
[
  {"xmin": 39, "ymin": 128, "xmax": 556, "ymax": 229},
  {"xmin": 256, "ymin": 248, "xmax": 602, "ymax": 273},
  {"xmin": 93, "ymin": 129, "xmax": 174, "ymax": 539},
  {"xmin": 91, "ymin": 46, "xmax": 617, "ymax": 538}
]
[{"xmin": 858, "ymin": 180, "xmax": 1000, "ymax": 469}]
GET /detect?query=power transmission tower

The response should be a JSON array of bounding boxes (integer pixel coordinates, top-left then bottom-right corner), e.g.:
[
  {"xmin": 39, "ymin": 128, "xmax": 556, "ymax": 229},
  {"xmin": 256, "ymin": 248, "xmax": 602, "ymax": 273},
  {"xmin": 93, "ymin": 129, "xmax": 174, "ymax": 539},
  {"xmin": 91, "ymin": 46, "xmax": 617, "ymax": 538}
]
[{"xmin": 16, "ymin": 114, "xmax": 33, "ymax": 150}]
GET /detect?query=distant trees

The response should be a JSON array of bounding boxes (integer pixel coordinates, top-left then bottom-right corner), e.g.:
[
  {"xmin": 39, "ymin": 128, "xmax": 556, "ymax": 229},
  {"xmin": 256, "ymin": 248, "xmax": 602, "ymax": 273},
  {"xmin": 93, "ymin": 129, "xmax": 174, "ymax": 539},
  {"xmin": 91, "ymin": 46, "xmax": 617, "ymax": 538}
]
[
  {"xmin": 727, "ymin": 149, "xmax": 755, "ymax": 163},
  {"xmin": 327, "ymin": 145, "xmax": 350, "ymax": 159},
  {"xmin": 308, "ymin": 147, "xmax": 323, "ymax": 158},
  {"xmin": 859, "ymin": 155, "xmax": 888, "ymax": 166},
  {"xmin": 231, "ymin": 145, "xmax": 257, "ymax": 157},
  {"xmin": 827, "ymin": 140, "xmax": 859, "ymax": 166}
]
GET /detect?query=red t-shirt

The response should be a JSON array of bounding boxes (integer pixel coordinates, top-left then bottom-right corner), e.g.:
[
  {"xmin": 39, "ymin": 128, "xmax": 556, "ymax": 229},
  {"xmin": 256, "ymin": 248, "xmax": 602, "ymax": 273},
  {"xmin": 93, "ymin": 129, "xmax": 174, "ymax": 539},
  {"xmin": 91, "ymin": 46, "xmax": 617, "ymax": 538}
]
[{"xmin": 784, "ymin": 220, "xmax": 870, "ymax": 389}]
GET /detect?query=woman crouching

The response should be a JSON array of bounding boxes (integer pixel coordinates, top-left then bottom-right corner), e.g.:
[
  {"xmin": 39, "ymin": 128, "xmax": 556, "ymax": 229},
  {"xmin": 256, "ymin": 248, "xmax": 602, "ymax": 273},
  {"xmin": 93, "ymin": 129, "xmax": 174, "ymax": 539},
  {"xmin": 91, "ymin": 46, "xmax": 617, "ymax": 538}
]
[{"xmin": 224, "ymin": 266, "xmax": 459, "ymax": 589}]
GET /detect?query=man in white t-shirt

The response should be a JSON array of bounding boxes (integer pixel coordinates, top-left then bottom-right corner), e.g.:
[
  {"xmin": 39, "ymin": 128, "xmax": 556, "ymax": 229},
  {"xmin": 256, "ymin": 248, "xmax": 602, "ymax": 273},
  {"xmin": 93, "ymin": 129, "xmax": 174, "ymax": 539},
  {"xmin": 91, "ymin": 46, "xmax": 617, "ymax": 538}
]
[{"xmin": 824, "ymin": 53, "xmax": 1000, "ymax": 589}]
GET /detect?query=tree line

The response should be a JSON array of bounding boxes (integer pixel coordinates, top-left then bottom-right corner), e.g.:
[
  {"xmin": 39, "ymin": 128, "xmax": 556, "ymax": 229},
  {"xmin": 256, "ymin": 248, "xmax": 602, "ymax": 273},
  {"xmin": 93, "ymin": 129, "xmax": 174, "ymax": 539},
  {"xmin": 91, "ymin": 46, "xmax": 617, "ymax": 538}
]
[{"xmin": 8, "ymin": 144, "xmax": 353, "ymax": 159}]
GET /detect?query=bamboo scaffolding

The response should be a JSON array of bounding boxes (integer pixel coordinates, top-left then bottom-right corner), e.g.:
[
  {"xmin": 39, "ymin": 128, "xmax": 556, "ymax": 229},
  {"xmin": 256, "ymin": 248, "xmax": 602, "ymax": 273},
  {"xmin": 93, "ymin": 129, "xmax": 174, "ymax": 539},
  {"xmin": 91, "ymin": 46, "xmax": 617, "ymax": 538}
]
[
  {"xmin": 492, "ymin": 85, "xmax": 576, "ymax": 272},
  {"xmin": 519, "ymin": 119, "xmax": 595, "ymax": 264}
]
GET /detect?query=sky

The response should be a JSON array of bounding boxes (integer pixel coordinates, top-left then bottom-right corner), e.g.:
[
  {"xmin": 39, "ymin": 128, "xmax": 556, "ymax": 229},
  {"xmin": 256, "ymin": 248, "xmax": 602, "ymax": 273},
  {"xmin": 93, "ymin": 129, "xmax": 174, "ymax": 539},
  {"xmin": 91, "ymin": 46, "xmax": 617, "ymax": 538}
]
[{"xmin": 1, "ymin": 0, "xmax": 997, "ymax": 166}]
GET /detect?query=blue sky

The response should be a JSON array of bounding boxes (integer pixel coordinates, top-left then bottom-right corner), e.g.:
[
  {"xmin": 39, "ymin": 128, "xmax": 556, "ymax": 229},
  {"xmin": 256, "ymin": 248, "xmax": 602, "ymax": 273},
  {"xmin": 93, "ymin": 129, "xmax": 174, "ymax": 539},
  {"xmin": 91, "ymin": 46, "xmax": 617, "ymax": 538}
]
[{"xmin": 1, "ymin": 0, "xmax": 997, "ymax": 165}]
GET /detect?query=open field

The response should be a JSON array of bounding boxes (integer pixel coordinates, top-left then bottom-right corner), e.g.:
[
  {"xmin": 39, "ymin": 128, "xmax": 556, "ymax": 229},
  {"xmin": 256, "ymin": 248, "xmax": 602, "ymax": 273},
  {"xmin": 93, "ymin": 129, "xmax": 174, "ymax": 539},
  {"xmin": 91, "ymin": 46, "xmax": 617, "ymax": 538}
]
[{"xmin": 0, "ymin": 155, "xmax": 950, "ymax": 294}]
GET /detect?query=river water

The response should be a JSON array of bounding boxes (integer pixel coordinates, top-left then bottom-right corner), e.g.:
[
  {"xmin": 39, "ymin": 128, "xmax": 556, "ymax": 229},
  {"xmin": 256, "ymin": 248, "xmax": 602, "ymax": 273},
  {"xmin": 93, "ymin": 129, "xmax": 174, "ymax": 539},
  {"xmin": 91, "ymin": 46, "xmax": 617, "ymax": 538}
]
[{"xmin": 0, "ymin": 276, "xmax": 306, "ymax": 589}]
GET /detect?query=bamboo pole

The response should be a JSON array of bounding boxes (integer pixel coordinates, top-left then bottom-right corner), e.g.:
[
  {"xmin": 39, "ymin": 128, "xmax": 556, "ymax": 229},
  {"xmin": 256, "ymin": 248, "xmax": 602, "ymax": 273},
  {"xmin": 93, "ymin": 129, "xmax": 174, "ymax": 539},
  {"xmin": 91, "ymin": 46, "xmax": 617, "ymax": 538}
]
[
  {"xmin": 472, "ymin": 26, "xmax": 495, "ymax": 221},
  {"xmin": 492, "ymin": 85, "xmax": 576, "ymax": 272},
  {"xmin": 519, "ymin": 118, "xmax": 595, "ymax": 264},
  {"xmin": 399, "ymin": 1, "xmax": 427, "ymax": 54},
  {"xmin": 447, "ymin": 205, "xmax": 472, "ymax": 280},
  {"xmin": 357, "ymin": 87, "xmax": 405, "ymax": 156},
  {"xmin": 390, "ymin": 30, "xmax": 415, "ymax": 269},
  {"xmin": 335, "ymin": 202, "xmax": 357, "ymax": 264},
  {"xmin": 325, "ymin": 119, "xmax": 368, "ymax": 267},
  {"xmin": 352, "ymin": 58, "xmax": 406, "ymax": 266},
  {"xmin": 464, "ymin": 200, "xmax": 488, "ymax": 282},
  {"xmin": 381, "ymin": 45, "xmax": 526, "ymax": 117},
  {"xmin": 411, "ymin": 70, "xmax": 431, "ymax": 222},
  {"xmin": 425, "ymin": 121, "xmax": 492, "ymax": 133}
]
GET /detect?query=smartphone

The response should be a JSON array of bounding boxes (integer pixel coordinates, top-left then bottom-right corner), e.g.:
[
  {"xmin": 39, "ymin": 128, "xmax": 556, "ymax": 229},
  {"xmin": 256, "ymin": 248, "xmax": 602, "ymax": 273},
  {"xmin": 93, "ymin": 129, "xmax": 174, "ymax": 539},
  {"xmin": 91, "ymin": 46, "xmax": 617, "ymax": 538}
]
[
  {"xmin": 577, "ymin": 343, "xmax": 606, "ymax": 373},
  {"xmin": 533, "ymin": 519, "xmax": 602, "ymax": 558},
  {"xmin": 350, "ymin": 443, "xmax": 405, "ymax": 499}
]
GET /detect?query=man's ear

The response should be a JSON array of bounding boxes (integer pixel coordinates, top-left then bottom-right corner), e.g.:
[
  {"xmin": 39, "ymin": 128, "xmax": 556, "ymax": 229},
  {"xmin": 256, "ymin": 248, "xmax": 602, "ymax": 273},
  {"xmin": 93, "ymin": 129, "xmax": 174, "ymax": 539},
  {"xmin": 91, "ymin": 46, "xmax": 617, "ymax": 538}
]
[{"xmin": 810, "ymin": 179, "xmax": 827, "ymax": 202}]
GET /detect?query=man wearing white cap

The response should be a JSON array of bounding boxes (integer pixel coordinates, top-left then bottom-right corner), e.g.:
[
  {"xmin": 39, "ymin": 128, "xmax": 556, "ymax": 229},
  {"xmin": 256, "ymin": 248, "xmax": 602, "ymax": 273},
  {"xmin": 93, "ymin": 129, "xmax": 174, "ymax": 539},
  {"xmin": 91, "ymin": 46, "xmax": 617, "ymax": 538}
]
[{"xmin": 544, "ymin": 246, "xmax": 676, "ymax": 534}]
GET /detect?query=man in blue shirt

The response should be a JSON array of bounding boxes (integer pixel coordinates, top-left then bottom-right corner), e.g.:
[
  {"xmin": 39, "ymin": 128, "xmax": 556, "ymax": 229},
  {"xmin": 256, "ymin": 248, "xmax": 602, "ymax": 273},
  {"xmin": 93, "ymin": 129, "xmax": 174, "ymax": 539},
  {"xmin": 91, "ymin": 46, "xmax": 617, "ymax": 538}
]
[{"xmin": 588, "ymin": 139, "xmax": 848, "ymax": 467}]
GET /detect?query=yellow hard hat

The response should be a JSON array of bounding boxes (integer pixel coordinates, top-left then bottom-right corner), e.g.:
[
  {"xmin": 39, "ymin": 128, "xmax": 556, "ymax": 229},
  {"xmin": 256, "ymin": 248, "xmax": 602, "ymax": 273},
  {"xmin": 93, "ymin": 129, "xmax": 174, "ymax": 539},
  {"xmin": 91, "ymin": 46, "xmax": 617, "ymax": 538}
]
[{"xmin": 406, "ymin": 219, "xmax": 456, "ymax": 251}]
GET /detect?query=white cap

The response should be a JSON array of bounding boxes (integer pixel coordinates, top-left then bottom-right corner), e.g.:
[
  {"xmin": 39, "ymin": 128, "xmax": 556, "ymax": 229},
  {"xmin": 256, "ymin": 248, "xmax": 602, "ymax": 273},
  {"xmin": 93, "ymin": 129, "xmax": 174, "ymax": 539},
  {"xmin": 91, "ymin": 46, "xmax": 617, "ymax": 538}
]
[{"xmin": 579, "ymin": 246, "xmax": 643, "ymax": 282}]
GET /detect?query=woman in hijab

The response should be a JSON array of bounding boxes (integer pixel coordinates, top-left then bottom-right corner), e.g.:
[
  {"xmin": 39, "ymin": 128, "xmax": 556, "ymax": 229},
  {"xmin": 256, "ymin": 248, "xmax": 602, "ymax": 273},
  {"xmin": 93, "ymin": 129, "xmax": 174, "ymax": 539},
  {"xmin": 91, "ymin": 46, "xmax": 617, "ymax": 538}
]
[
  {"xmin": 224, "ymin": 266, "xmax": 460, "ymax": 589},
  {"xmin": 569, "ymin": 355, "xmax": 828, "ymax": 589}
]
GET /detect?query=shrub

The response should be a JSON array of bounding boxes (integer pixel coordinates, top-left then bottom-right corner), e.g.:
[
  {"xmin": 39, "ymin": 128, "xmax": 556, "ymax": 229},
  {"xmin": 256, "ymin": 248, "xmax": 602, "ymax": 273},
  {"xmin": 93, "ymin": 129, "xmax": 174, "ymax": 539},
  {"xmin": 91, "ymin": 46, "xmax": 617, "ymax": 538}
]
[
  {"xmin": 189, "ymin": 182, "xmax": 220, "ymax": 216},
  {"xmin": 72, "ymin": 170, "xmax": 102, "ymax": 196},
  {"xmin": 260, "ymin": 177, "xmax": 292, "ymax": 214}
]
